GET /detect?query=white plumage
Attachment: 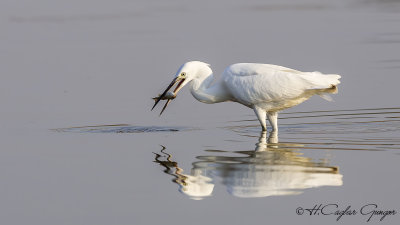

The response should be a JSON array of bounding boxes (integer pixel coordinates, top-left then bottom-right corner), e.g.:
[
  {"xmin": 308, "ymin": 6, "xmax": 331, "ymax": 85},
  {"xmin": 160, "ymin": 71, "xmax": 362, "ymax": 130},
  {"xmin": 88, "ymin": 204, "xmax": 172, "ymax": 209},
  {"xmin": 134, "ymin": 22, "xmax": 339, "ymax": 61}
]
[
  {"xmin": 152, "ymin": 61, "xmax": 341, "ymax": 132},
  {"xmin": 224, "ymin": 63, "xmax": 340, "ymax": 110}
]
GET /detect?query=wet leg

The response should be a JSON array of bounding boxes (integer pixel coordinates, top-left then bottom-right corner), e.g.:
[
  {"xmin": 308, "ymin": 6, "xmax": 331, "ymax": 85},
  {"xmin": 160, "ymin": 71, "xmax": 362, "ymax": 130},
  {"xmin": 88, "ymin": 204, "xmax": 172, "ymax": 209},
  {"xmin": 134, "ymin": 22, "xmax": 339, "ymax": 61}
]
[
  {"xmin": 253, "ymin": 107, "xmax": 267, "ymax": 131},
  {"xmin": 267, "ymin": 111, "xmax": 278, "ymax": 132}
]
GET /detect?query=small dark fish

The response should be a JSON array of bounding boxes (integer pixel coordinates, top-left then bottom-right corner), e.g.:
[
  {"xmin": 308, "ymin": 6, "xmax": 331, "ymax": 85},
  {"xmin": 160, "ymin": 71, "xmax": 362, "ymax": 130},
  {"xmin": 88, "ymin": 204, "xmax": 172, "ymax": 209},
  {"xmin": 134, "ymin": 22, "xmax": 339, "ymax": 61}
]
[{"xmin": 152, "ymin": 91, "xmax": 176, "ymax": 102}]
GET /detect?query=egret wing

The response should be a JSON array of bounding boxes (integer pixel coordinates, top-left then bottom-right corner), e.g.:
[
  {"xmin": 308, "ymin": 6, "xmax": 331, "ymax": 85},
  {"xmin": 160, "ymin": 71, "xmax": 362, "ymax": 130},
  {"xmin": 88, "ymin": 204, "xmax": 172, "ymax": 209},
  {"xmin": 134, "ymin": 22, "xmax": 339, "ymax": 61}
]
[{"xmin": 223, "ymin": 63, "xmax": 327, "ymax": 106}]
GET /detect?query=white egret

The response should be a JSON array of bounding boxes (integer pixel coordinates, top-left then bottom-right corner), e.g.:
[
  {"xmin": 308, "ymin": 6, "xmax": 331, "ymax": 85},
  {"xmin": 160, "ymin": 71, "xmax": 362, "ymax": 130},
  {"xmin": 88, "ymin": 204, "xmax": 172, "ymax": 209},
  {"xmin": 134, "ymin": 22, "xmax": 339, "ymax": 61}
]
[{"xmin": 152, "ymin": 61, "xmax": 341, "ymax": 132}]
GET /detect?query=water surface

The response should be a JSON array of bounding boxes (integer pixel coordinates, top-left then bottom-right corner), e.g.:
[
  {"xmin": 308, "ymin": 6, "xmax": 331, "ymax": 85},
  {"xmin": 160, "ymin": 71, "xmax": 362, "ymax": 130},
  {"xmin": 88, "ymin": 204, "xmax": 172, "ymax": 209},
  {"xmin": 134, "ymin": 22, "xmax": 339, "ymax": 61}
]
[{"xmin": 1, "ymin": 0, "xmax": 399, "ymax": 224}]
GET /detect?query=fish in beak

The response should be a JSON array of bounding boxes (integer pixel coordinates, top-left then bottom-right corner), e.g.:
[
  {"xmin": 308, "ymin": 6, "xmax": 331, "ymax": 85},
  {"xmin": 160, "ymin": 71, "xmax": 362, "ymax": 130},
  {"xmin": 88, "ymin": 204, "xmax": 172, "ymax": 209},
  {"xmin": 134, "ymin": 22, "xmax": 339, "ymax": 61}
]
[{"xmin": 151, "ymin": 76, "xmax": 186, "ymax": 115}]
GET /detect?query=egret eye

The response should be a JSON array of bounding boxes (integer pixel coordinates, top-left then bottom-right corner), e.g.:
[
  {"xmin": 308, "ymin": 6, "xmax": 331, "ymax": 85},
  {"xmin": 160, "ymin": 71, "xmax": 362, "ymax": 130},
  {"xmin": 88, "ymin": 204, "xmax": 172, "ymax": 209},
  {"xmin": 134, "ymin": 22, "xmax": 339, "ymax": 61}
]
[{"xmin": 181, "ymin": 72, "xmax": 186, "ymax": 77}]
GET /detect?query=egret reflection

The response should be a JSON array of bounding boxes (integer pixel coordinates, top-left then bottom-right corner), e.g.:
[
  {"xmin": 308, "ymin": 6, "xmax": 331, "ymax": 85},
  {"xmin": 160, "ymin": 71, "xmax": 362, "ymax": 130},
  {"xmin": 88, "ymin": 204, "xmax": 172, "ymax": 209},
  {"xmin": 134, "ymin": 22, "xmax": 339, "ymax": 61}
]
[
  {"xmin": 153, "ymin": 132, "xmax": 342, "ymax": 199},
  {"xmin": 153, "ymin": 146, "xmax": 214, "ymax": 200}
]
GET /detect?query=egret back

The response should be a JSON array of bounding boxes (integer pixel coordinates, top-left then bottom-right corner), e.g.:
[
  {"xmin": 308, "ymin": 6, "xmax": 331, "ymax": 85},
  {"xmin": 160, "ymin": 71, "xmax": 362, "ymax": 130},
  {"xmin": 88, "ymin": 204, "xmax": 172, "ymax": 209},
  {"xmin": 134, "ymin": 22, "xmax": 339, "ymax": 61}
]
[{"xmin": 222, "ymin": 63, "xmax": 341, "ymax": 111}]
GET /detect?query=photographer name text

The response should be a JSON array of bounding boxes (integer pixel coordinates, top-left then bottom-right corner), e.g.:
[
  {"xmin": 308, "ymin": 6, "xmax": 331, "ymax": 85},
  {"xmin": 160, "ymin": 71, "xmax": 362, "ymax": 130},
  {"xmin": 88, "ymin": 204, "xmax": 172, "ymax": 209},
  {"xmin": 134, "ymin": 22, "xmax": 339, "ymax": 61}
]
[{"xmin": 296, "ymin": 203, "xmax": 396, "ymax": 222}]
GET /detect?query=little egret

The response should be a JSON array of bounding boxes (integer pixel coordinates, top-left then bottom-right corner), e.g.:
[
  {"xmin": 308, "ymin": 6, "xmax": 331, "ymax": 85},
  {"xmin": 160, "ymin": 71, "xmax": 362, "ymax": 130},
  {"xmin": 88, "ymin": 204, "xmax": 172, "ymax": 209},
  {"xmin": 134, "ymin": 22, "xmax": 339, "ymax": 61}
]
[{"xmin": 152, "ymin": 61, "xmax": 341, "ymax": 132}]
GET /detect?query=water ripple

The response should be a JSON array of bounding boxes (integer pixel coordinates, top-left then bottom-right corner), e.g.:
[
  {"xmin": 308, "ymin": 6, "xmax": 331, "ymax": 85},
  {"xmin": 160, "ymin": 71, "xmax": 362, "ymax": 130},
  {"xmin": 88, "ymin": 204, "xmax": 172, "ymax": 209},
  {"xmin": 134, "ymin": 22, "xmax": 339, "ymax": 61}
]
[
  {"xmin": 225, "ymin": 107, "xmax": 400, "ymax": 151},
  {"xmin": 54, "ymin": 124, "xmax": 190, "ymax": 133}
]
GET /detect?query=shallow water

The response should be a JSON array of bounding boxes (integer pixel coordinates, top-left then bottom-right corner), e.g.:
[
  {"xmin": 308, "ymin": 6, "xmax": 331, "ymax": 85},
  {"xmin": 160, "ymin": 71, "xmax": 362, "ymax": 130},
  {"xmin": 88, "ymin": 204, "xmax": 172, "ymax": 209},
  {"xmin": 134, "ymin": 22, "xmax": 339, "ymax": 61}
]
[
  {"xmin": 1, "ymin": 0, "xmax": 400, "ymax": 224},
  {"xmin": 230, "ymin": 107, "xmax": 400, "ymax": 151}
]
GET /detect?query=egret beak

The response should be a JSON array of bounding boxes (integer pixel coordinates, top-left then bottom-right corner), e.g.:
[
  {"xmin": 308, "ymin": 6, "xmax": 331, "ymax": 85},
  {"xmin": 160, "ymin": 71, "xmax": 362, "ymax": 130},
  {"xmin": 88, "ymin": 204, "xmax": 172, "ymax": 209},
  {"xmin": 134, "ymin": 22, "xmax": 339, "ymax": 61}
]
[
  {"xmin": 159, "ymin": 99, "xmax": 172, "ymax": 115},
  {"xmin": 151, "ymin": 76, "xmax": 186, "ymax": 115}
]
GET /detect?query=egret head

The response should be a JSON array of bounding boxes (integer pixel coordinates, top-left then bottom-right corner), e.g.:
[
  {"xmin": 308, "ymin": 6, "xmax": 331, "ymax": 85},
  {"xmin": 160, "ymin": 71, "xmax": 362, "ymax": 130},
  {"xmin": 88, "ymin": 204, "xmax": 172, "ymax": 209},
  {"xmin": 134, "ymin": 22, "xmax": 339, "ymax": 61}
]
[{"xmin": 151, "ymin": 61, "xmax": 211, "ymax": 114}]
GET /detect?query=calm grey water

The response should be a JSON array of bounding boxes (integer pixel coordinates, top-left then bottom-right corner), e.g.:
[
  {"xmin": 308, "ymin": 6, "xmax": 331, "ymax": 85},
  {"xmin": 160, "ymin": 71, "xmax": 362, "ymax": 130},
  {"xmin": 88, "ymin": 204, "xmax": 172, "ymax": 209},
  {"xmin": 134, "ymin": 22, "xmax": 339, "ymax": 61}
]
[{"xmin": 1, "ymin": 0, "xmax": 400, "ymax": 224}]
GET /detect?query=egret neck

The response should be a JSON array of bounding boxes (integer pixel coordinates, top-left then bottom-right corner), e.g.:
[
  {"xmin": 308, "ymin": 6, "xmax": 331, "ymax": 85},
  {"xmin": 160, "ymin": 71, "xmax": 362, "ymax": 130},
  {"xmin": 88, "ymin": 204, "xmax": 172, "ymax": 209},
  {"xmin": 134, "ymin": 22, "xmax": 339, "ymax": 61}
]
[{"xmin": 189, "ymin": 68, "xmax": 231, "ymax": 104}]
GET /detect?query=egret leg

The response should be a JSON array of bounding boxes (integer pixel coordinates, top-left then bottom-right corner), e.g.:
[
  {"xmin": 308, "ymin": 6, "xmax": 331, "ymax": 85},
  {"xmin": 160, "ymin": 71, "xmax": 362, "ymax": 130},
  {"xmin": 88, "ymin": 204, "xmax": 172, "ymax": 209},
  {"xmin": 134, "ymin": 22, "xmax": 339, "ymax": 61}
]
[
  {"xmin": 267, "ymin": 111, "xmax": 278, "ymax": 132},
  {"xmin": 253, "ymin": 107, "xmax": 267, "ymax": 131}
]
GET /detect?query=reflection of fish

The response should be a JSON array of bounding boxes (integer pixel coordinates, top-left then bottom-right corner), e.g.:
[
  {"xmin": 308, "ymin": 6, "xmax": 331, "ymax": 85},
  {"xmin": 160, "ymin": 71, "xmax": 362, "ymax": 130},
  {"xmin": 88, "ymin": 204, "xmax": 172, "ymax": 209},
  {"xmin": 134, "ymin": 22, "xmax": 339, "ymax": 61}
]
[{"xmin": 153, "ymin": 133, "xmax": 343, "ymax": 199}]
